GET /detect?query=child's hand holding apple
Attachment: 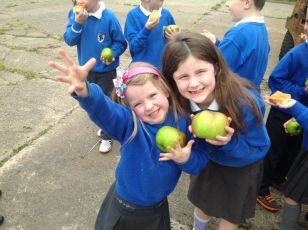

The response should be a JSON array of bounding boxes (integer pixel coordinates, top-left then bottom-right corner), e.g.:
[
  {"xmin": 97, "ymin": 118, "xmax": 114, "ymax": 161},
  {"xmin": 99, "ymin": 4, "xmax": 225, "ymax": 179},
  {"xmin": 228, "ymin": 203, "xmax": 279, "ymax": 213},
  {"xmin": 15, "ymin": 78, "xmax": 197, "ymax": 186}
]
[
  {"xmin": 146, "ymin": 10, "xmax": 160, "ymax": 30},
  {"xmin": 159, "ymin": 139, "xmax": 195, "ymax": 164},
  {"xmin": 189, "ymin": 111, "xmax": 234, "ymax": 146}
]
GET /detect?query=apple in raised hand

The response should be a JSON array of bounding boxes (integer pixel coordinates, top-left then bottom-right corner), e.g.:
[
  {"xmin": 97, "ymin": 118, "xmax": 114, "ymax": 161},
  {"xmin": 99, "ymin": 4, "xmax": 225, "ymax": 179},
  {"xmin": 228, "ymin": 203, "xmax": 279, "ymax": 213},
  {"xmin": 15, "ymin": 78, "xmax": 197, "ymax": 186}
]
[
  {"xmin": 100, "ymin": 48, "xmax": 113, "ymax": 62},
  {"xmin": 163, "ymin": 25, "xmax": 180, "ymax": 38},
  {"xmin": 305, "ymin": 78, "xmax": 308, "ymax": 87},
  {"xmin": 156, "ymin": 126, "xmax": 186, "ymax": 152},
  {"xmin": 192, "ymin": 110, "xmax": 229, "ymax": 140},
  {"xmin": 149, "ymin": 10, "xmax": 161, "ymax": 22},
  {"xmin": 286, "ymin": 118, "xmax": 302, "ymax": 136}
]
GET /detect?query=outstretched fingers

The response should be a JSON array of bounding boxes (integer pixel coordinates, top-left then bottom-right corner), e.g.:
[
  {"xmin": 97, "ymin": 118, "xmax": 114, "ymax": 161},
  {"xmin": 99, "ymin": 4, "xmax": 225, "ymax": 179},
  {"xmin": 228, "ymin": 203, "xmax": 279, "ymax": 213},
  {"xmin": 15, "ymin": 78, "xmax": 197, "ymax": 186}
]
[{"xmin": 59, "ymin": 48, "xmax": 75, "ymax": 67}]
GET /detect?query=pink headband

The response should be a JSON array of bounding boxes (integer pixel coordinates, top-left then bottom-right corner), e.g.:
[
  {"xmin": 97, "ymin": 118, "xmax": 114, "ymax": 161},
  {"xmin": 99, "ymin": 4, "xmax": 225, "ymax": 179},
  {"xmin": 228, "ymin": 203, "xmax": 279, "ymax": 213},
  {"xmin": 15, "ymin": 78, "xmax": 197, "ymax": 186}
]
[{"xmin": 113, "ymin": 66, "xmax": 161, "ymax": 98}]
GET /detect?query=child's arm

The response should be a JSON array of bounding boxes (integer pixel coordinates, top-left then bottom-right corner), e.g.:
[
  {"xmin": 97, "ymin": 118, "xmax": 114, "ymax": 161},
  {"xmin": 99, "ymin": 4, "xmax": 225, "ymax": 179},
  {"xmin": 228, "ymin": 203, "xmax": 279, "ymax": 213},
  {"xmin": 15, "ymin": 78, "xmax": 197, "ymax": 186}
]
[
  {"xmin": 49, "ymin": 49, "xmax": 135, "ymax": 142},
  {"xmin": 159, "ymin": 140, "xmax": 209, "ymax": 175},
  {"xmin": 63, "ymin": 10, "xmax": 84, "ymax": 46},
  {"xmin": 124, "ymin": 12, "xmax": 155, "ymax": 55},
  {"xmin": 102, "ymin": 13, "xmax": 127, "ymax": 65},
  {"xmin": 264, "ymin": 96, "xmax": 308, "ymax": 132},
  {"xmin": 268, "ymin": 54, "xmax": 307, "ymax": 101}
]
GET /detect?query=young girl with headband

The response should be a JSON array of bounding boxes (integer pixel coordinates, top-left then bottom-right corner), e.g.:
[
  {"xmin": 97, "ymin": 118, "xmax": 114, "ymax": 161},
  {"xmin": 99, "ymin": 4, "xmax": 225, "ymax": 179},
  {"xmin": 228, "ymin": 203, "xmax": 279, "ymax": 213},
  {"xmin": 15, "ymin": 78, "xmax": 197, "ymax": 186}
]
[{"xmin": 49, "ymin": 49, "xmax": 208, "ymax": 230}]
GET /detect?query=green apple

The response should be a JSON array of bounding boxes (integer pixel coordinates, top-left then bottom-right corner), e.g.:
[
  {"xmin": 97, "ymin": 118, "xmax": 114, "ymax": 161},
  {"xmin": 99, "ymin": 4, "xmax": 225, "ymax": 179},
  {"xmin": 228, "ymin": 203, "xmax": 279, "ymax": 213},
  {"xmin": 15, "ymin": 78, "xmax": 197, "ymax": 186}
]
[
  {"xmin": 156, "ymin": 126, "xmax": 186, "ymax": 152},
  {"xmin": 163, "ymin": 24, "xmax": 180, "ymax": 38},
  {"xmin": 305, "ymin": 78, "xmax": 308, "ymax": 87},
  {"xmin": 192, "ymin": 110, "xmax": 229, "ymax": 140},
  {"xmin": 286, "ymin": 119, "xmax": 302, "ymax": 136},
  {"xmin": 100, "ymin": 48, "xmax": 113, "ymax": 62}
]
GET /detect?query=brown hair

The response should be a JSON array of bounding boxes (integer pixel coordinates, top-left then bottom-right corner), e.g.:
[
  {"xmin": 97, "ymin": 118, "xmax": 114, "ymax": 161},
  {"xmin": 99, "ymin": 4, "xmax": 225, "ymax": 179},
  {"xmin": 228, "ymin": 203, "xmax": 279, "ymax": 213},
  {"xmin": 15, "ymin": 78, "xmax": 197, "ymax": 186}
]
[
  {"xmin": 162, "ymin": 32, "xmax": 262, "ymax": 133},
  {"xmin": 252, "ymin": 0, "xmax": 266, "ymax": 10}
]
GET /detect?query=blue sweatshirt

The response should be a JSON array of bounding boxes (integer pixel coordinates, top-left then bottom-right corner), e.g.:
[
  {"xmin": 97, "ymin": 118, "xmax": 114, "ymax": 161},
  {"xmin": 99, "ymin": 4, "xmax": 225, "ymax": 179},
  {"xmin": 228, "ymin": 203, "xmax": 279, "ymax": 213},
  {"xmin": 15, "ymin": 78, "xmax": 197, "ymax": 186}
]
[
  {"xmin": 74, "ymin": 83, "xmax": 208, "ymax": 206},
  {"xmin": 217, "ymin": 20, "xmax": 270, "ymax": 89},
  {"xmin": 194, "ymin": 89, "xmax": 270, "ymax": 167},
  {"xmin": 284, "ymin": 102, "xmax": 308, "ymax": 151},
  {"xmin": 124, "ymin": 7, "xmax": 175, "ymax": 70},
  {"xmin": 64, "ymin": 6, "xmax": 127, "ymax": 73},
  {"xmin": 268, "ymin": 42, "xmax": 308, "ymax": 106}
]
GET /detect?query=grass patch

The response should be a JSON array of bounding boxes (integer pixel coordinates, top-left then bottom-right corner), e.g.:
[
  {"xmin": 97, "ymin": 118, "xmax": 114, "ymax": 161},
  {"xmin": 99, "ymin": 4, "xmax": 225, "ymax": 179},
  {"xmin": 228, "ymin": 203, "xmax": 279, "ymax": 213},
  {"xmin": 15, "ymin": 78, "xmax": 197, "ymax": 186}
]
[
  {"xmin": 0, "ymin": 63, "xmax": 38, "ymax": 79},
  {"xmin": 12, "ymin": 127, "xmax": 49, "ymax": 155},
  {"xmin": 12, "ymin": 140, "xmax": 33, "ymax": 154},
  {"xmin": 211, "ymin": 3, "xmax": 222, "ymax": 11}
]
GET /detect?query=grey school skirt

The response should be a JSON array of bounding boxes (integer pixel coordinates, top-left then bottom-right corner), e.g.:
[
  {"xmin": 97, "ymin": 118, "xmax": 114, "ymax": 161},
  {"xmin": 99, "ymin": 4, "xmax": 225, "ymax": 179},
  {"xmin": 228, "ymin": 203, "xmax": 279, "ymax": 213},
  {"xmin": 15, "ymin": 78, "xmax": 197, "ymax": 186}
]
[
  {"xmin": 95, "ymin": 182, "xmax": 171, "ymax": 230},
  {"xmin": 188, "ymin": 160, "xmax": 263, "ymax": 225}
]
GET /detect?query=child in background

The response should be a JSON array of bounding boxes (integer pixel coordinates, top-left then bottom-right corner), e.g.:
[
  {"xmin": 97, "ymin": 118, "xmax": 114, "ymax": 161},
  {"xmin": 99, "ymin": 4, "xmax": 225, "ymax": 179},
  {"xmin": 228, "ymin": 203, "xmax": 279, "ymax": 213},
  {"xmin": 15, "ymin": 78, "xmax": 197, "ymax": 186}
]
[
  {"xmin": 203, "ymin": 0, "xmax": 270, "ymax": 90},
  {"xmin": 49, "ymin": 49, "xmax": 208, "ymax": 230},
  {"xmin": 64, "ymin": 0, "xmax": 127, "ymax": 153},
  {"xmin": 124, "ymin": 0, "xmax": 179, "ymax": 70},
  {"xmin": 257, "ymin": 6, "xmax": 308, "ymax": 213},
  {"xmin": 162, "ymin": 32, "xmax": 270, "ymax": 230},
  {"xmin": 262, "ymin": 96, "xmax": 308, "ymax": 230}
]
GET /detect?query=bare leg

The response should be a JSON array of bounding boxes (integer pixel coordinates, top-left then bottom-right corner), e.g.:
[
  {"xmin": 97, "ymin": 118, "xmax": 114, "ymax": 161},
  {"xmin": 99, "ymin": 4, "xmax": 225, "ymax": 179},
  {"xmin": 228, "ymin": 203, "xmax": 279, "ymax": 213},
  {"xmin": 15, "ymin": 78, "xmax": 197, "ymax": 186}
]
[{"xmin": 218, "ymin": 219, "xmax": 238, "ymax": 230}]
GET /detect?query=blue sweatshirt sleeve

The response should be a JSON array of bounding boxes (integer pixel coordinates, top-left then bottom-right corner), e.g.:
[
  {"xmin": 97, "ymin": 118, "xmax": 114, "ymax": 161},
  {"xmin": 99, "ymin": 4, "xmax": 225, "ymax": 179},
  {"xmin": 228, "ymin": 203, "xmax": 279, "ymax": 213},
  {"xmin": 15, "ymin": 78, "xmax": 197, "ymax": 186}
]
[
  {"xmin": 108, "ymin": 12, "xmax": 127, "ymax": 58},
  {"xmin": 218, "ymin": 38, "xmax": 243, "ymax": 73},
  {"xmin": 124, "ymin": 10, "xmax": 152, "ymax": 56},
  {"xmin": 72, "ymin": 83, "xmax": 134, "ymax": 143},
  {"xmin": 268, "ymin": 51, "xmax": 306, "ymax": 100},
  {"xmin": 200, "ymin": 91, "xmax": 270, "ymax": 166},
  {"xmin": 177, "ymin": 142, "xmax": 208, "ymax": 175},
  {"xmin": 63, "ymin": 10, "xmax": 83, "ymax": 46},
  {"xmin": 285, "ymin": 102, "xmax": 308, "ymax": 131}
]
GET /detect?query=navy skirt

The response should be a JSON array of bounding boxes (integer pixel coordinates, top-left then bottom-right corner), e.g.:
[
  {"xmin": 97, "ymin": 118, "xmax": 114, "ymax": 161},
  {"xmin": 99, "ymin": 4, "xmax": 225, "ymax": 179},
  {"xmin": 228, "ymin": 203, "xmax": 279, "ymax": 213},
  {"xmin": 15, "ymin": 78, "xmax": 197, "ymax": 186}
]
[
  {"xmin": 188, "ymin": 160, "xmax": 262, "ymax": 225},
  {"xmin": 282, "ymin": 148, "xmax": 308, "ymax": 204},
  {"xmin": 95, "ymin": 183, "xmax": 171, "ymax": 230}
]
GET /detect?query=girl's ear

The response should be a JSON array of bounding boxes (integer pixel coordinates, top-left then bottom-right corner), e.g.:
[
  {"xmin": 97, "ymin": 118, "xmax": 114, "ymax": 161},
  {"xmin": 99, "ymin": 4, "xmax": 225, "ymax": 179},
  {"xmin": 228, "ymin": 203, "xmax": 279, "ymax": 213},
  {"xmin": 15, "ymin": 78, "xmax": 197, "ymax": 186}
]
[{"xmin": 244, "ymin": 0, "xmax": 253, "ymax": 9}]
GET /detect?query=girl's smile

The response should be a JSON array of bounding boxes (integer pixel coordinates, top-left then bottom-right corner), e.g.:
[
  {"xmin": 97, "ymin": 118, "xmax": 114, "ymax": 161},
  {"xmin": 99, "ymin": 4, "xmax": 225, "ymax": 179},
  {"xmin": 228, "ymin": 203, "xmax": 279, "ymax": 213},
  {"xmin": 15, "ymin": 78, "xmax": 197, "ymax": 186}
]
[
  {"xmin": 173, "ymin": 55, "xmax": 216, "ymax": 108},
  {"xmin": 125, "ymin": 80, "xmax": 169, "ymax": 124}
]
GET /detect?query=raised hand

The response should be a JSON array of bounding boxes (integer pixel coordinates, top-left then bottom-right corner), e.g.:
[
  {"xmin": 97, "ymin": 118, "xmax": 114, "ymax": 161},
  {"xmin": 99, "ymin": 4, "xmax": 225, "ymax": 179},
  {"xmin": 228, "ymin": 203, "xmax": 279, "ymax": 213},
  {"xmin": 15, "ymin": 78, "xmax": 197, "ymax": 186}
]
[
  {"xmin": 263, "ymin": 95, "xmax": 296, "ymax": 109},
  {"xmin": 159, "ymin": 140, "xmax": 195, "ymax": 164},
  {"xmin": 48, "ymin": 49, "xmax": 96, "ymax": 96}
]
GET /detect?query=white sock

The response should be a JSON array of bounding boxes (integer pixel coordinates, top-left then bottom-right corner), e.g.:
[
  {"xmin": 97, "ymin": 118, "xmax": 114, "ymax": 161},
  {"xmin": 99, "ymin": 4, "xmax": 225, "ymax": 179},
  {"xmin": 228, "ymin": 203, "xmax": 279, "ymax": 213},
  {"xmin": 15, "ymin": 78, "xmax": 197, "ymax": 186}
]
[{"xmin": 193, "ymin": 210, "xmax": 210, "ymax": 230}]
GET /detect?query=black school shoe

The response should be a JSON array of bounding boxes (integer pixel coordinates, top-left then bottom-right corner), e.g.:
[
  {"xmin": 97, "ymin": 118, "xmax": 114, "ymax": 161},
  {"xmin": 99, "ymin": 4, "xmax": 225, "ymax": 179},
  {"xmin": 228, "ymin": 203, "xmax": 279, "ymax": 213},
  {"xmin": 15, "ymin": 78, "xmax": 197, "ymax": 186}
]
[
  {"xmin": 256, "ymin": 194, "xmax": 281, "ymax": 212},
  {"xmin": 305, "ymin": 212, "xmax": 308, "ymax": 221}
]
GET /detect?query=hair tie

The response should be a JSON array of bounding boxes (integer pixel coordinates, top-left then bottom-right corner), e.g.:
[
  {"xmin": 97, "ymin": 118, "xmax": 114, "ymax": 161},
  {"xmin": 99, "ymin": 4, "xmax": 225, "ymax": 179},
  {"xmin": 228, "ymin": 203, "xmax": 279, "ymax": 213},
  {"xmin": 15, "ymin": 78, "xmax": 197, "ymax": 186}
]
[{"xmin": 113, "ymin": 66, "xmax": 161, "ymax": 98}]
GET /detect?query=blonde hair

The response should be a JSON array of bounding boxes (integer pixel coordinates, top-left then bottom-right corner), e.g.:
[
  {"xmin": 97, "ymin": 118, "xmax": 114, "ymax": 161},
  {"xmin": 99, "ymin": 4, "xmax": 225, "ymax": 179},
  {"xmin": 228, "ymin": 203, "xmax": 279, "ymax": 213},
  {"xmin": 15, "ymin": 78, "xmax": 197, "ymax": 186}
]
[{"xmin": 112, "ymin": 62, "xmax": 187, "ymax": 143}]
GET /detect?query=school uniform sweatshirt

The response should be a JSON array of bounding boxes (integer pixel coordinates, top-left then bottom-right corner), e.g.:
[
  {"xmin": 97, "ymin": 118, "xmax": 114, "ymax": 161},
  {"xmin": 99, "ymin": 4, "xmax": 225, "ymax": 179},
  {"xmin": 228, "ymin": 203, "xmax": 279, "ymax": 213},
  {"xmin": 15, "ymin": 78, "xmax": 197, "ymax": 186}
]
[
  {"xmin": 124, "ymin": 7, "xmax": 175, "ymax": 70},
  {"xmin": 64, "ymin": 4, "xmax": 127, "ymax": 73},
  {"xmin": 73, "ymin": 83, "xmax": 208, "ymax": 206},
  {"xmin": 194, "ymin": 89, "xmax": 270, "ymax": 167},
  {"xmin": 284, "ymin": 102, "xmax": 308, "ymax": 151},
  {"xmin": 268, "ymin": 41, "xmax": 308, "ymax": 106},
  {"xmin": 216, "ymin": 17, "xmax": 270, "ymax": 89}
]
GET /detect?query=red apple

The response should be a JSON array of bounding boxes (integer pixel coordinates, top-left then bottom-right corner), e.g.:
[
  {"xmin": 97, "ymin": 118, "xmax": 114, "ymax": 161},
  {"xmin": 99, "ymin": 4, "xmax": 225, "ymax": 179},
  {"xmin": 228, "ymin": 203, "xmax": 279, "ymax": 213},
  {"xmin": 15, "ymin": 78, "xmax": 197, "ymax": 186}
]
[
  {"xmin": 192, "ymin": 110, "xmax": 229, "ymax": 140},
  {"xmin": 156, "ymin": 126, "xmax": 186, "ymax": 152}
]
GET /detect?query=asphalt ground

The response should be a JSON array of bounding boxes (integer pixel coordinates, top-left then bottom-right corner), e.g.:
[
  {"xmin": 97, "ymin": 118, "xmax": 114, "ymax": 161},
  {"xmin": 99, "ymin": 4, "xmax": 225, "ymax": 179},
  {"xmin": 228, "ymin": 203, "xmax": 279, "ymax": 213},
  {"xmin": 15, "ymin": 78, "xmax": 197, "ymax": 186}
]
[{"xmin": 0, "ymin": 0, "xmax": 307, "ymax": 229}]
